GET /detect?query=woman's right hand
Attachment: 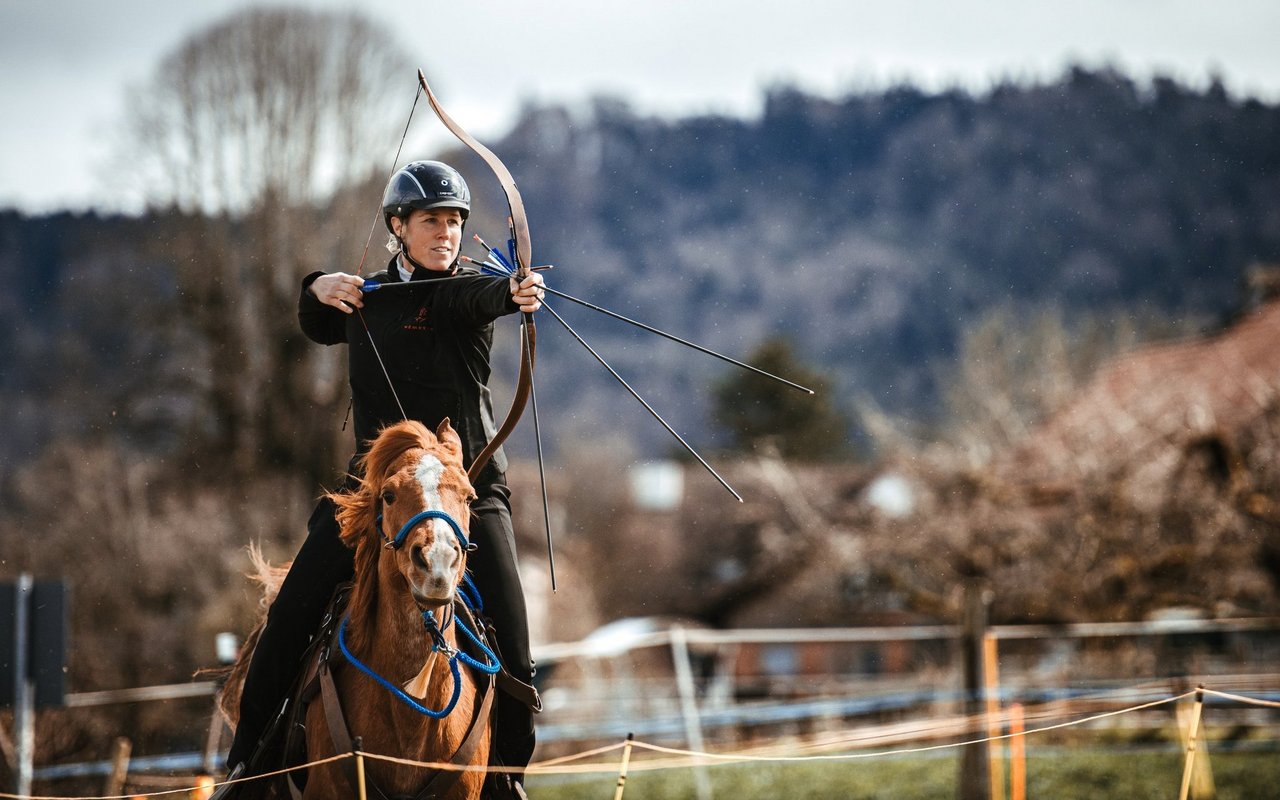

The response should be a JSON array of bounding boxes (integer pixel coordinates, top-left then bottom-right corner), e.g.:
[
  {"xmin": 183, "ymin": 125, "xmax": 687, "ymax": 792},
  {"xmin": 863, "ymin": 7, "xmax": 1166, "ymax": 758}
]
[{"xmin": 309, "ymin": 272, "xmax": 366, "ymax": 314}]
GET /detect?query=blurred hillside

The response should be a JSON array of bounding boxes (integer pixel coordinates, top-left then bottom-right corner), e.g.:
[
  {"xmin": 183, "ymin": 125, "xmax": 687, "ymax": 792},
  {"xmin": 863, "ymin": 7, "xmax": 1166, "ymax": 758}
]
[
  {"xmin": 4, "ymin": 67, "xmax": 1279, "ymax": 470},
  {"xmin": 480, "ymin": 66, "xmax": 1280, "ymax": 452}
]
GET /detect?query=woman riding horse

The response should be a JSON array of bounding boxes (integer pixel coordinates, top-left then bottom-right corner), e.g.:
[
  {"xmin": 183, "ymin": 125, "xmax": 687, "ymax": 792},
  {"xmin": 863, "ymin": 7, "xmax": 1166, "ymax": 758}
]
[
  {"xmin": 318, "ymin": 418, "xmax": 495, "ymax": 799},
  {"xmin": 223, "ymin": 161, "xmax": 544, "ymax": 800},
  {"xmin": 217, "ymin": 418, "xmax": 497, "ymax": 799}
]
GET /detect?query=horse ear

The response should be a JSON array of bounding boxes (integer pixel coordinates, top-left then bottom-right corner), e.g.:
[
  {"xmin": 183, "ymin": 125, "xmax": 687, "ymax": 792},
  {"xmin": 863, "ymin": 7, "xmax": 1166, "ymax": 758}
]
[{"xmin": 436, "ymin": 418, "xmax": 462, "ymax": 452}]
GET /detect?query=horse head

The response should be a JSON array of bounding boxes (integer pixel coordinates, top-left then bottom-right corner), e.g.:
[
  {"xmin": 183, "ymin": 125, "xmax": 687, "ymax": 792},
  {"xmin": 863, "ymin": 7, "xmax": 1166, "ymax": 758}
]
[{"xmin": 333, "ymin": 419, "xmax": 477, "ymax": 613}]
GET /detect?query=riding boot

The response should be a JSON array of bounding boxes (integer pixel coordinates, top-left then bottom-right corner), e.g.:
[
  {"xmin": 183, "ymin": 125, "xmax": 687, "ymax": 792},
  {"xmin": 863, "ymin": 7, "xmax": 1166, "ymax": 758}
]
[{"xmin": 468, "ymin": 490, "xmax": 539, "ymax": 777}]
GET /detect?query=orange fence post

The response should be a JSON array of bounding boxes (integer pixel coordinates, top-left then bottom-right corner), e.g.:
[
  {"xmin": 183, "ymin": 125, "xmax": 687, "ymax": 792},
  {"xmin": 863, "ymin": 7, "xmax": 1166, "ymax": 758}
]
[
  {"xmin": 1009, "ymin": 703, "xmax": 1025, "ymax": 800},
  {"xmin": 984, "ymin": 632, "xmax": 1005, "ymax": 800}
]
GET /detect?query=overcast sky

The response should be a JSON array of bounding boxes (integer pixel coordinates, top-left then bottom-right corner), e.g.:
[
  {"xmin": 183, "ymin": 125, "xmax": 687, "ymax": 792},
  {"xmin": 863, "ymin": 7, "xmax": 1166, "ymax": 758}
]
[{"xmin": 2, "ymin": 0, "xmax": 1278, "ymax": 213}]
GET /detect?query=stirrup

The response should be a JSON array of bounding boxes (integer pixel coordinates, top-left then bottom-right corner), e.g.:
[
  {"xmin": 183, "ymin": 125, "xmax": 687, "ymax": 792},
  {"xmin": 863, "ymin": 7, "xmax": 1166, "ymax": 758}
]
[{"xmin": 483, "ymin": 773, "xmax": 529, "ymax": 800}]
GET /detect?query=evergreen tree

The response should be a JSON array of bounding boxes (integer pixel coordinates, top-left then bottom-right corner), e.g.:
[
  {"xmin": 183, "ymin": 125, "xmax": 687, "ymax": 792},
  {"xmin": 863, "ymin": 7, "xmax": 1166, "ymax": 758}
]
[{"xmin": 712, "ymin": 338, "xmax": 848, "ymax": 459}]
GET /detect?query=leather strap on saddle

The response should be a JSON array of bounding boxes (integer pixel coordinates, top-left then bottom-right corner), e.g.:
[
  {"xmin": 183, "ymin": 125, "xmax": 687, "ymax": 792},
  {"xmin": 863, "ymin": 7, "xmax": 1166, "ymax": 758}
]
[{"xmin": 484, "ymin": 622, "xmax": 543, "ymax": 714}]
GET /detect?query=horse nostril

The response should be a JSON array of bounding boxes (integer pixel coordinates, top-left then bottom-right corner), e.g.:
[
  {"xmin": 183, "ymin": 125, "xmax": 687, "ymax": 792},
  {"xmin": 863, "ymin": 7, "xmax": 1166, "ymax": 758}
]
[{"xmin": 412, "ymin": 544, "xmax": 429, "ymax": 571}]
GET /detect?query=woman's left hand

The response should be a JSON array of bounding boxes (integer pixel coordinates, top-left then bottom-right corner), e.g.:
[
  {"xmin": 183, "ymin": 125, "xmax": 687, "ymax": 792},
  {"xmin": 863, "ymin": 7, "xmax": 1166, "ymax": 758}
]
[{"xmin": 510, "ymin": 272, "xmax": 545, "ymax": 313}]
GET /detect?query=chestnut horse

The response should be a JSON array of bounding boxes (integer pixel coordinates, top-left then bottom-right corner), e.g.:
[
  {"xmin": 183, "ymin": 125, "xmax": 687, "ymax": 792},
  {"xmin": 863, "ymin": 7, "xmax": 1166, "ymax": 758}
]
[{"xmin": 219, "ymin": 419, "xmax": 494, "ymax": 799}]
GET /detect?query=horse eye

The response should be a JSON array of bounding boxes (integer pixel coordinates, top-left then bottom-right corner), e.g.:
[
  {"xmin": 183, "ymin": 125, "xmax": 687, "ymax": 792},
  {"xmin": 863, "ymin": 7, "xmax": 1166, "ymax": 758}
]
[{"xmin": 381, "ymin": 490, "xmax": 396, "ymax": 506}]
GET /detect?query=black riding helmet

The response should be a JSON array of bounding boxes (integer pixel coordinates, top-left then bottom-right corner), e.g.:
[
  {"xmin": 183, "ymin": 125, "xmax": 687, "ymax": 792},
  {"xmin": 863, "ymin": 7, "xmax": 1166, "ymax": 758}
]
[{"xmin": 382, "ymin": 160, "xmax": 471, "ymax": 231}]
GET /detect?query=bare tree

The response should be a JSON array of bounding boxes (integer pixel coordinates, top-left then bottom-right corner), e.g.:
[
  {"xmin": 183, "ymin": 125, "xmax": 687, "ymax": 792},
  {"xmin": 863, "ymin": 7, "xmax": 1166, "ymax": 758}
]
[
  {"xmin": 930, "ymin": 304, "xmax": 1202, "ymax": 467},
  {"xmin": 849, "ymin": 302, "xmax": 1280, "ymax": 623},
  {"xmin": 125, "ymin": 8, "xmax": 412, "ymax": 215},
  {"xmin": 121, "ymin": 8, "xmax": 418, "ymax": 481}
]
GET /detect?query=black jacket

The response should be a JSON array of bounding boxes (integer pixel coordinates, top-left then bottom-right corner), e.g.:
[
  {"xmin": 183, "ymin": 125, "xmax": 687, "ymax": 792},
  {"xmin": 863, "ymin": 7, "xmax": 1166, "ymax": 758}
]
[{"xmin": 298, "ymin": 258, "xmax": 519, "ymax": 489}]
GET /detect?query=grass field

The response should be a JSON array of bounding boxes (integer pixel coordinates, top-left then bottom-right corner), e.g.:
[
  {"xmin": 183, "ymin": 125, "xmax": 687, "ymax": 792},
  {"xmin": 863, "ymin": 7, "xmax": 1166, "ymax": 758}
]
[{"xmin": 526, "ymin": 748, "xmax": 1280, "ymax": 799}]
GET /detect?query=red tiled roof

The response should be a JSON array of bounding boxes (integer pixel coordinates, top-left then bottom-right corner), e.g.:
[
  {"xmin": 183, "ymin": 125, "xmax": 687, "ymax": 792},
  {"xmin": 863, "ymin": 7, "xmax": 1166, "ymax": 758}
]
[{"xmin": 1012, "ymin": 301, "xmax": 1280, "ymax": 480}]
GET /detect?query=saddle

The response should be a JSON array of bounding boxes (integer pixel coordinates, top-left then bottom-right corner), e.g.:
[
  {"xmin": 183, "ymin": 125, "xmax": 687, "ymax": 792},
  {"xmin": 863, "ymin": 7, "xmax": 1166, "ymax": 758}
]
[{"xmin": 246, "ymin": 583, "xmax": 538, "ymax": 800}]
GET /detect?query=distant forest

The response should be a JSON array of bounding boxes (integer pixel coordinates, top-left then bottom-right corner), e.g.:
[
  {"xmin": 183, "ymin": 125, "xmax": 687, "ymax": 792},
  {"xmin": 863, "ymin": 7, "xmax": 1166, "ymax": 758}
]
[{"xmin": 3, "ymin": 67, "xmax": 1279, "ymax": 469}]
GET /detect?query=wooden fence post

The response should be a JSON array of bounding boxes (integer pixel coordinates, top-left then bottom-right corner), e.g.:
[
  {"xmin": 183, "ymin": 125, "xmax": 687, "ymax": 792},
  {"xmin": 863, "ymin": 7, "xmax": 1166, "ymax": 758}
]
[
  {"xmin": 613, "ymin": 733, "xmax": 635, "ymax": 800},
  {"xmin": 354, "ymin": 736, "xmax": 369, "ymax": 800},
  {"xmin": 983, "ymin": 632, "xmax": 1004, "ymax": 800},
  {"xmin": 958, "ymin": 579, "xmax": 992, "ymax": 800},
  {"xmin": 1177, "ymin": 687, "xmax": 1214, "ymax": 800},
  {"xmin": 103, "ymin": 736, "xmax": 131, "ymax": 796}
]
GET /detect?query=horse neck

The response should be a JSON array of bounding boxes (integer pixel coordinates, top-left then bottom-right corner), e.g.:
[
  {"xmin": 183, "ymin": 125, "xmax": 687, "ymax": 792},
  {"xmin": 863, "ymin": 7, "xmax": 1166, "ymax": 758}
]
[
  {"xmin": 336, "ymin": 578, "xmax": 480, "ymax": 793},
  {"xmin": 346, "ymin": 566, "xmax": 469, "ymax": 724}
]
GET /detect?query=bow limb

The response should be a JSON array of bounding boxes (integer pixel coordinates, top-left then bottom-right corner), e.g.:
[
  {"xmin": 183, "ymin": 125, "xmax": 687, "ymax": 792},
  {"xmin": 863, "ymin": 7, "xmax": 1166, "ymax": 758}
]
[
  {"xmin": 418, "ymin": 70, "xmax": 532, "ymax": 277},
  {"xmin": 466, "ymin": 317, "xmax": 535, "ymax": 483},
  {"xmin": 417, "ymin": 69, "xmax": 535, "ymax": 481}
]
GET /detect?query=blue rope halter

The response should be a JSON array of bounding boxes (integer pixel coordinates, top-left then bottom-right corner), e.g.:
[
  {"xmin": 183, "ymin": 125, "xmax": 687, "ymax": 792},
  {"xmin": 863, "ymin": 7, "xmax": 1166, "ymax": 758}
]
[
  {"xmin": 379, "ymin": 509, "xmax": 474, "ymax": 551},
  {"xmin": 342, "ymin": 508, "xmax": 500, "ymax": 719}
]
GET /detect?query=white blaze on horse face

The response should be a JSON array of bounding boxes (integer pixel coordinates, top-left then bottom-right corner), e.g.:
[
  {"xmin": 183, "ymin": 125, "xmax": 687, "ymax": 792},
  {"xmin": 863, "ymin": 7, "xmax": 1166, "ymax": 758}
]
[{"xmin": 414, "ymin": 454, "xmax": 458, "ymax": 579}]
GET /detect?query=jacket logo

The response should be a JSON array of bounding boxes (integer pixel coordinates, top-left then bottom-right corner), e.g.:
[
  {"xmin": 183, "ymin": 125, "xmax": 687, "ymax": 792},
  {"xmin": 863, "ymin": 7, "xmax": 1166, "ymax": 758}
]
[{"xmin": 404, "ymin": 305, "xmax": 432, "ymax": 332}]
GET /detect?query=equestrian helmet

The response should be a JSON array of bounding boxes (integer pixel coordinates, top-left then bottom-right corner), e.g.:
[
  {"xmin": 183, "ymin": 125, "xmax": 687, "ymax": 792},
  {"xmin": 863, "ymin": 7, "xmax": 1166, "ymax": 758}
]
[{"xmin": 382, "ymin": 160, "xmax": 471, "ymax": 231}]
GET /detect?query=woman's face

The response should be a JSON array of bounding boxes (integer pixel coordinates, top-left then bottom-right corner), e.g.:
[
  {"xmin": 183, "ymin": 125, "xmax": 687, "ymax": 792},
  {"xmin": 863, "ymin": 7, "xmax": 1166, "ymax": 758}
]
[{"xmin": 393, "ymin": 208, "xmax": 463, "ymax": 271}]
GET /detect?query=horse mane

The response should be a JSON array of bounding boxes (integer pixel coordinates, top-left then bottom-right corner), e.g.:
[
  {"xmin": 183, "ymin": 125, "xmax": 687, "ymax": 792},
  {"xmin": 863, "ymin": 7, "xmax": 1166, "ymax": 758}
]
[
  {"xmin": 329, "ymin": 420, "xmax": 464, "ymax": 649},
  {"xmin": 330, "ymin": 420, "xmax": 440, "ymax": 552}
]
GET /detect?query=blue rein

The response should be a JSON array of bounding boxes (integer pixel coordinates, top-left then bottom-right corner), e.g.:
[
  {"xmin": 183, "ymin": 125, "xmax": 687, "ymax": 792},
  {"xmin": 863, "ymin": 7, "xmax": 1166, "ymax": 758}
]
[{"xmin": 342, "ymin": 507, "xmax": 500, "ymax": 719}]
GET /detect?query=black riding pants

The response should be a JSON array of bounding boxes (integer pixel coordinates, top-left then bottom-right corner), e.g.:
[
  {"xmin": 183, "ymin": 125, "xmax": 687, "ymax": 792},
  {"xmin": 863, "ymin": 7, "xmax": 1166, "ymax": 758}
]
[{"xmin": 229, "ymin": 481, "xmax": 536, "ymax": 773}]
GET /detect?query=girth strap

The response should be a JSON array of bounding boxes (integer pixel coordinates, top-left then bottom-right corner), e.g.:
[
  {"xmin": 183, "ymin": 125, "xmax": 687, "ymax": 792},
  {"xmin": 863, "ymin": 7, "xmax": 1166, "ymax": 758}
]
[{"xmin": 284, "ymin": 661, "xmax": 361, "ymax": 800}]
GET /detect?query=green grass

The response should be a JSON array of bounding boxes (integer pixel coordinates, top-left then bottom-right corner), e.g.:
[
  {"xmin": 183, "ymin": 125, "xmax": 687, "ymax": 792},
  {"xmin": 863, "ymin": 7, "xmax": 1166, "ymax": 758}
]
[{"xmin": 526, "ymin": 749, "xmax": 1280, "ymax": 800}]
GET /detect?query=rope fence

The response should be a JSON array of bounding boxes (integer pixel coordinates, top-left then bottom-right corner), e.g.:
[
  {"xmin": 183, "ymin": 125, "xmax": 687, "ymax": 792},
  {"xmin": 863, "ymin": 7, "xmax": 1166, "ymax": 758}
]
[{"xmin": 3, "ymin": 683, "xmax": 1277, "ymax": 800}]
